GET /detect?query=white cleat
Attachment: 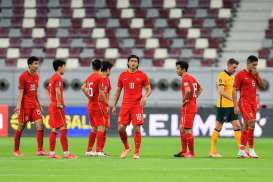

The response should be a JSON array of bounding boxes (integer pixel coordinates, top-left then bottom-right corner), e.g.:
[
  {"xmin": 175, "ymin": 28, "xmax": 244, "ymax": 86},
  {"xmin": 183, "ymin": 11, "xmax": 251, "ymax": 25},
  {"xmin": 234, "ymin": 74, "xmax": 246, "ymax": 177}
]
[
  {"xmin": 248, "ymin": 149, "xmax": 259, "ymax": 158},
  {"xmin": 133, "ymin": 153, "xmax": 140, "ymax": 160},
  {"xmin": 85, "ymin": 151, "xmax": 97, "ymax": 157},
  {"xmin": 237, "ymin": 150, "xmax": 248, "ymax": 158},
  {"xmin": 96, "ymin": 152, "xmax": 107, "ymax": 157}
]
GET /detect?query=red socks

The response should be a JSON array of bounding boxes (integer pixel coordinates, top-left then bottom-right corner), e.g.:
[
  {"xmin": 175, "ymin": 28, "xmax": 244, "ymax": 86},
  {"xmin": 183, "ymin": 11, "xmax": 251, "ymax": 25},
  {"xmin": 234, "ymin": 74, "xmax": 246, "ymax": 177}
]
[
  {"xmin": 180, "ymin": 131, "xmax": 187, "ymax": 153},
  {"xmin": 119, "ymin": 130, "xmax": 130, "ymax": 150},
  {"xmin": 14, "ymin": 130, "xmax": 22, "ymax": 152},
  {"xmin": 248, "ymin": 128, "xmax": 255, "ymax": 149},
  {"xmin": 87, "ymin": 132, "xmax": 96, "ymax": 152},
  {"xmin": 96, "ymin": 131, "xmax": 104, "ymax": 152},
  {"xmin": 185, "ymin": 133, "xmax": 194, "ymax": 155},
  {"xmin": 36, "ymin": 130, "xmax": 43, "ymax": 151},
  {"xmin": 240, "ymin": 129, "xmax": 248, "ymax": 150},
  {"xmin": 49, "ymin": 131, "xmax": 57, "ymax": 152},
  {"xmin": 60, "ymin": 129, "xmax": 68, "ymax": 152},
  {"xmin": 134, "ymin": 131, "xmax": 141, "ymax": 154}
]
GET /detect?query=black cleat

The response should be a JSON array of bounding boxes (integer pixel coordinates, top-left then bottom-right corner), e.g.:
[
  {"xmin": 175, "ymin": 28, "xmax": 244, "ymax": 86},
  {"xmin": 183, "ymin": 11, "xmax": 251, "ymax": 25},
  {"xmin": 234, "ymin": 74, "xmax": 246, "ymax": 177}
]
[{"xmin": 174, "ymin": 152, "xmax": 184, "ymax": 157}]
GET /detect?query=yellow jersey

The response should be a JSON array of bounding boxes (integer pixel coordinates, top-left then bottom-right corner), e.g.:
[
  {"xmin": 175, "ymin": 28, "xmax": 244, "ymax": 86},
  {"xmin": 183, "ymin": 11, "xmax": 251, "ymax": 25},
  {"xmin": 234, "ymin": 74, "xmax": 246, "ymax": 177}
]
[{"xmin": 216, "ymin": 70, "xmax": 234, "ymax": 108}]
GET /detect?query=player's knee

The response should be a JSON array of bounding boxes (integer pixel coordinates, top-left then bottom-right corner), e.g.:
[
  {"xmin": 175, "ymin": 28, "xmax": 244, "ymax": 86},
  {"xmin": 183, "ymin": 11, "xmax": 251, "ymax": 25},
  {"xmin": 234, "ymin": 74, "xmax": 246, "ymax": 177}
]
[
  {"xmin": 97, "ymin": 126, "xmax": 105, "ymax": 132},
  {"xmin": 118, "ymin": 125, "xmax": 126, "ymax": 132},
  {"xmin": 249, "ymin": 121, "xmax": 256, "ymax": 128},
  {"xmin": 133, "ymin": 125, "xmax": 141, "ymax": 132}
]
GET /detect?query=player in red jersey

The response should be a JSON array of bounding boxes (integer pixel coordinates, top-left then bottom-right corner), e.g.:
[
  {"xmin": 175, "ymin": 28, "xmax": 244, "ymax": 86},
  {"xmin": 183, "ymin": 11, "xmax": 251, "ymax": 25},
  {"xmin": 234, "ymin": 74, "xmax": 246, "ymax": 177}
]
[
  {"xmin": 112, "ymin": 55, "xmax": 152, "ymax": 159},
  {"xmin": 233, "ymin": 55, "xmax": 266, "ymax": 158},
  {"xmin": 174, "ymin": 61, "xmax": 202, "ymax": 158},
  {"xmin": 99, "ymin": 61, "xmax": 113, "ymax": 155},
  {"xmin": 82, "ymin": 60, "xmax": 108, "ymax": 157},
  {"xmin": 14, "ymin": 56, "xmax": 45, "ymax": 157},
  {"xmin": 47, "ymin": 60, "xmax": 77, "ymax": 159}
]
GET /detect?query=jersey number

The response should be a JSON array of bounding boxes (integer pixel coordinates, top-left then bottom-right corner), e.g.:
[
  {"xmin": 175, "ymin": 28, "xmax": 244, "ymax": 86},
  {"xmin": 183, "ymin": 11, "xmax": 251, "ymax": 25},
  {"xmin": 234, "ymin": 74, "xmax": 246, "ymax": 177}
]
[
  {"xmin": 129, "ymin": 82, "xmax": 135, "ymax": 89},
  {"xmin": 88, "ymin": 82, "xmax": 94, "ymax": 97},
  {"xmin": 193, "ymin": 83, "xmax": 198, "ymax": 98}
]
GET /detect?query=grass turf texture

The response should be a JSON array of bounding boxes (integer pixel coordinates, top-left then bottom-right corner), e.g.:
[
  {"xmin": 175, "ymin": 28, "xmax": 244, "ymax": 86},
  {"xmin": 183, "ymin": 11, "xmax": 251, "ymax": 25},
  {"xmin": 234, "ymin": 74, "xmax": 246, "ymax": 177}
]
[{"xmin": 0, "ymin": 137, "xmax": 272, "ymax": 182}]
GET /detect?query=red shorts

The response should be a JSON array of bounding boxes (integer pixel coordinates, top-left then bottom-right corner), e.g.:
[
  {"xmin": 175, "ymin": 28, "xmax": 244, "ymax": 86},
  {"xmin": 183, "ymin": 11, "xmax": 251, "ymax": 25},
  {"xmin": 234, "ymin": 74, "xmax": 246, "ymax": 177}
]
[
  {"xmin": 118, "ymin": 104, "xmax": 144, "ymax": 126},
  {"xmin": 88, "ymin": 104, "xmax": 105, "ymax": 127},
  {"xmin": 180, "ymin": 107, "xmax": 196, "ymax": 129},
  {"xmin": 239, "ymin": 101, "xmax": 256, "ymax": 121},
  {"xmin": 18, "ymin": 107, "xmax": 42, "ymax": 123},
  {"xmin": 49, "ymin": 106, "xmax": 66, "ymax": 129}
]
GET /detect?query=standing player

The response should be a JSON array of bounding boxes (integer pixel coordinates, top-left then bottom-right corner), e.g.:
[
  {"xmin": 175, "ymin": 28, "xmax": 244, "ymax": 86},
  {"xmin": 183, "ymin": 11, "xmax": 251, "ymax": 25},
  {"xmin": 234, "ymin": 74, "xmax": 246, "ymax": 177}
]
[
  {"xmin": 99, "ymin": 61, "xmax": 113, "ymax": 154},
  {"xmin": 82, "ymin": 60, "xmax": 108, "ymax": 157},
  {"xmin": 233, "ymin": 55, "xmax": 266, "ymax": 158},
  {"xmin": 209, "ymin": 59, "xmax": 241, "ymax": 157},
  {"xmin": 174, "ymin": 61, "xmax": 202, "ymax": 158},
  {"xmin": 14, "ymin": 56, "xmax": 45, "ymax": 157},
  {"xmin": 112, "ymin": 55, "xmax": 152, "ymax": 159},
  {"xmin": 47, "ymin": 60, "xmax": 77, "ymax": 159}
]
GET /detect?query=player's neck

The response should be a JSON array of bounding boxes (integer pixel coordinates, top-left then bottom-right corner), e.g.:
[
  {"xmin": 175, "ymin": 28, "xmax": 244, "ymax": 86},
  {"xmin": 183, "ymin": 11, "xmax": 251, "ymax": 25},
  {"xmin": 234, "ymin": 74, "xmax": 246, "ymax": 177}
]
[
  {"xmin": 100, "ymin": 72, "xmax": 107, "ymax": 77},
  {"xmin": 128, "ymin": 68, "xmax": 137, "ymax": 73},
  {"xmin": 28, "ymin": 69, "xmax": 35, "ymax": 75},
  {"xmin": 56, "ymin": 71, "xmax": 62, "ymax": 76}
]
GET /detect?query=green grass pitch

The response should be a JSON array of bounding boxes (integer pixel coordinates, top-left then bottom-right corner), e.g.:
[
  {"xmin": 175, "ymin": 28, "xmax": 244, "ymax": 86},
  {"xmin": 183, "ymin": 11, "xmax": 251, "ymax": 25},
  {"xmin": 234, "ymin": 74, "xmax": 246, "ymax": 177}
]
[{"xmin": 0, "ymin": 137, "xmax": 272, "ymax": 182}]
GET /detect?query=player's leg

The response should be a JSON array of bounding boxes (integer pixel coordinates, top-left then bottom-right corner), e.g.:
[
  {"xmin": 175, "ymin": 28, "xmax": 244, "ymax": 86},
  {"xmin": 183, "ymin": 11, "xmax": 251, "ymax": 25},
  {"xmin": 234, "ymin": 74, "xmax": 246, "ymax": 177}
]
[
  {"xmin": 60, "ymin": 124, "xmax": 77, "ymax": 159},
  {"xmin": 86, "ymin": 109, "xmax": 97, "ymax": 156},
  {"xmin": 118, "ymin": 106, "xmax": 131, "ymax": 158},
  {"xmin": 183, "ymin": 128, "xmax": 195, "ymax": 158},
  {"xmin": 96, "ymin": 125, "xmax": 106, "ymax": 157},
  {"xmin": 231, "ymin": 120, "xmax": 241, "ymax": 148},
  {"xmin": 48, "ymin": 128, "xmax": 59, "ymax": 158},
  {"xmin": 14, "ymin": 120, "xmax": 26, "ymax": 156},
  {"xmin": 247, "ymin": 106, "xmax": 258, "ymax": 158},
  {"xmin": 133, "ymin": 125, "xmax": 141, "ymax": 159},
  {"xmin": 174, "ymin": 110, "xmax": 187, "ymax": 157},
  {"xmin": 32, "ymin": 108, "xmax": 45, "ymax": 155},
  {"xmin": 209, "ymin": 121, "xmax": 222, "ymax": 157}
]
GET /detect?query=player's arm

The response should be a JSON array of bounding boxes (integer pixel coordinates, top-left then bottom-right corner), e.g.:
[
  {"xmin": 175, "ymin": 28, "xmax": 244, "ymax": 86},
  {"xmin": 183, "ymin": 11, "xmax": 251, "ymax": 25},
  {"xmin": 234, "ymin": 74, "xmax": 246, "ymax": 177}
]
[
  {"xmin": 112, "ymin": 87, "xmax": 122, "ymax": 114},
  {"xmin": 99, "ymin": 89, "xmax": 108, "ymax": 106},
  {"xmin": 55, "ymin": 86, "xmax": 63, "ymax": 109},
  {"xmin": 256, "ymin": 73, "xmax": 266, "ymax": 89},
  {"xmin": 15, "ymin": 89, "xmax": 24, "ymax": 113},
  {"xmin": 36, "ymin": 91, "xmax": 44, "ymax": 113},
  {"xmin": 196, "ymin": 82, "xmax": 203, "ymax": 98},
  {"xmin": 140, "ymin": 84, "xmax": 152, "ymax": 106},
  {"xmin": 232, "ymin": 88, "xmax": 240, "ymax": 114},
  {"xmin": 218, "ymin": 85, "xmax": 232, "ymax": 101},
  {"xmin": 183, "ymin": 82, "xmax": 191, "ymax": 106},
  {"xmin": 81, "ymin": 83, "xmax": 89, "ymax": 98}
]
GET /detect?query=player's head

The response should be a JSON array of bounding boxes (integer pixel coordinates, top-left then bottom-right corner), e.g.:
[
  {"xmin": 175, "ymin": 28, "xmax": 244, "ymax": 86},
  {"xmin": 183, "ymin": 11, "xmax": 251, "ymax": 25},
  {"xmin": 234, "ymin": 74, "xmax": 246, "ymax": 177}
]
[
  {"xmin": 101, "ymin": 61, "xmax": 113, "ymax": 76},
  {"xmin": 227, "ymin": 58, "xmax": 239, "ymax": 74},
  {"xmin": 176, "ymin": 61, "xmax": 189, "ymax": 76},
  {"xmin": 53, "ymin": 60, "xmax": 66, "ymax": 75},
  {"xmin": 246, "ymin": 55, "xmax": 258, "ymax": 72},
  {"xmin": 27, "ymin": 56, "xmax": 40, "ymax": 72},
  {"xmin": 127, "ymin": 55, "xmax": 139, "ymax": 70},
  {"xmin": 92, "ymin": 59, "xmax": 102, "ymax": 71}
]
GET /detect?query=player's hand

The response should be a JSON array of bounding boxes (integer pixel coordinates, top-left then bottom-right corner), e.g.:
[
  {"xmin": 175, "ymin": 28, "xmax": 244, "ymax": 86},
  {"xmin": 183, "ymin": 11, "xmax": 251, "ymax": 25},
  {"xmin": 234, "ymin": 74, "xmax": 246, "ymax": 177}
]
[
  {"xmin": 182, "ymin": 99, "xmax": 189, "ymax": 106},
  {"xmin": 57, "ymin": 104, "xmax": 63, "ymax": 109},
  {"xmin": 234, "ymin": 105, "xmax": 240, "ymax": 114},
  {"xmin": 112, "ymin": 106, "xmax": 117, "ymax": 115},
  {"xmin": 140, "ymin": 96, "xmax": 148, "ymax": 106},
  {"xmin": 15, "ymin": 105, "xmax": 20, "ymax": 114}
]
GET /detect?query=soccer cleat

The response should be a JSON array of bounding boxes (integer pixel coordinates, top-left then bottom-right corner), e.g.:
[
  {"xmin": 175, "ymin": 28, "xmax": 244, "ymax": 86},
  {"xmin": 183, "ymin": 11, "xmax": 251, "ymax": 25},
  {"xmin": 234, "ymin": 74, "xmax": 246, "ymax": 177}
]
[
  {"xmin": 133, "ymin": 153, "xmax": 140, "ymax": 160},
  {"xmin": 64, "ymin": 153, "xmax": 78, "ymax": 159},
  {"xmin": 13, "ymin": 151, "xmax": 23, "ymax": 157},
  {"xmin": 248, "ymin": 149, "xmax": 259, "ymax": 158},
  {"xmin": 36, "ymin": 150, "xmax": 47, "ymax": 156},
  {"xmin": 209, "ymin": 152, "xmax": 222, "ymax": 158},
  {"xmin": 120, "ymin": 148, "xmax": 131, "ymax": 159},
  {"xmin": 237, "ymin": 150, "xmax": 249, "ymax": 158},
  {"xmin": 96, "ymin": 152, "xmax": 107, "ymax": 157},
  {"xmin": 48, "ymin": 154, "xmax": 61, "ymax": 159},
  {"xmin": 184, "ymin": 153, "xmax": 195, "ymax": 158},
  {"xmin": 173, "ymin": 151, "xmax": 187, "ymax": 157},
  {"xmin": 85, "ymin": 151, "xmax": 97, "ymax": 157}
]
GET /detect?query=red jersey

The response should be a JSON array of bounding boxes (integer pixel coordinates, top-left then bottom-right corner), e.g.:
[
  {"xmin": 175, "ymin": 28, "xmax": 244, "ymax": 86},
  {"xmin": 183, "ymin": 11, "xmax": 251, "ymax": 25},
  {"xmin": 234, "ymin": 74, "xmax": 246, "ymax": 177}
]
[
  {"xmin": 234, "ymin": 69, "xmax": 258, "ymax": 104},
  {"xmin": 181, "ymin": 73, "xmax": 201, "ymax": 112},
  {"xmin": 99, "ymin": 76, "xmax": 111, "ymax": 105},
  {"xmin": 18, "ymin": 70, "xmax": 39, "ymax": 109},
  {"xmin": 47, "ymin": 73, "xmax": 64, "ymax": 106},
  {"xmin": 118, "ymin": 70, "xmax": 150, "ymax": 106},
  {"xmin": 85, "ymin": 72, "xmax": 103, "ymax": 106}
]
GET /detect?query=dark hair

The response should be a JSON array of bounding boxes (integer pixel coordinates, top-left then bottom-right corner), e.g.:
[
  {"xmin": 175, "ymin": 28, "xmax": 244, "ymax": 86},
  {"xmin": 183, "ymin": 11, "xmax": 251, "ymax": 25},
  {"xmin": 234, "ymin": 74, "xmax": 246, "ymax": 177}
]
[
  {"xmin": 128, "ymin": 55, "xmax": 140, "ymax": 64},
  {"xmin": 53, "ymin": 60, "xmax": 66, "ymax": 71},
  {"xmin": 247, "ymin": 55, "xmax": 258, "ymax": 64},
  {"xmin": 176, "ymin": 61, "xmax": 189, "ymax": 72},
  {"xmin": 27, "ymin": 56, "xmax": 39, "ymax": 65},
  {"xmin": 101, "ymin": 61, "xmax": 113, "ymax": 72},
  {"xmin": 227, "ymin": 58, "xmax": 239, "ymax": 65},
  {"xmin": 92, "ymin": 59, "xmax": 102, "ymax": 71}
]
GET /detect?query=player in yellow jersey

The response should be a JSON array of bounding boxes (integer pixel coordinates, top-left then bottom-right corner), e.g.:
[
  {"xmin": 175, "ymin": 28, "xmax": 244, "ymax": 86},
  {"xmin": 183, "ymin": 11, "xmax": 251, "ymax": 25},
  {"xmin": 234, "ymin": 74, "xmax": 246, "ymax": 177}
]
[{"xmin": 209, "ymin": 59, "xmax": 241, "ymax": 157}]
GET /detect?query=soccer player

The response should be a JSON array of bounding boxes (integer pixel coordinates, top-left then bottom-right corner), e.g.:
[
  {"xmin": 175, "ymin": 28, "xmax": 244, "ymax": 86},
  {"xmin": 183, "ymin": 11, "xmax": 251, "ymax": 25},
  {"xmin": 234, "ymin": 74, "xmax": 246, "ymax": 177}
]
[
  {"xmin": 47, "ymin": 60, "xmax": 77, "ymax": 159},
  {"xmin": 174, "ymin": 61, "xmax": 202, "ymax": 158},
  {"xmin": 210, "ymin": 59, "xmax": 241, "ymax": 158},
  {"xmin": 14, "ymin": 56, "xmax": 45, "ymax": 157},
  {"xmin": 99, "ymin": 61, "xmax": 113, "ymax": 154},
  {"xmin": 233, "ymin": 55, "xmax": 266, "ymax": 158},
  {"xmin": 112, "ymin": 55, "xmax": 152, "ymax": 159},
  {"xmin": 82, "ymin": 60, "xmax": 108, "ymax": 157}
]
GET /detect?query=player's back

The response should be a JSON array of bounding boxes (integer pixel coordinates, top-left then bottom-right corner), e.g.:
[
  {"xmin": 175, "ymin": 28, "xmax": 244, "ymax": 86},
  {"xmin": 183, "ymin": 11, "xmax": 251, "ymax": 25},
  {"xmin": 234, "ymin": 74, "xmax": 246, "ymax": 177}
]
[
  {"xmin": 85, "ymin": 72, "xmax": 102, "ymax": 106},
  {"xmin": 99, "ymin": 76, "xmax": 111, "ymax": 105},
  {"xmin": 182, "ymin": 73, "xmax": 200, "ymax": 104},
  {"xmin": 47, "ymin": 73, "xmax": 64, "ymax": 106}
]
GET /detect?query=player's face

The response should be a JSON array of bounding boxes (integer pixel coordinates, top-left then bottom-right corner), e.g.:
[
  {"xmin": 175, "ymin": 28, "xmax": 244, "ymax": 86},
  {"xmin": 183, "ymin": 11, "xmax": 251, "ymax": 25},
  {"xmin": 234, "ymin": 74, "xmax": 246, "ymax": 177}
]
[
  {"xmin": 227, "ymin": 63, "xmax": 238, "ymax": 74},
  {"xmin": 247, "ymin": 61, "xmax": 258, "ymax": 73},
  {"xmin": 128, "ymin": 59, "xmax": 139, "ymax": 70},
  {"xmin": 58, "ymin": 65, "xmax": 65, "ymax": 75},
  {"xmin": 29, "ymin": 61, "xmax": 39, "ymax": 72},
  {"xmin": 176, "ymin": 65, "xmax": 184, "ymax": 76}
]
